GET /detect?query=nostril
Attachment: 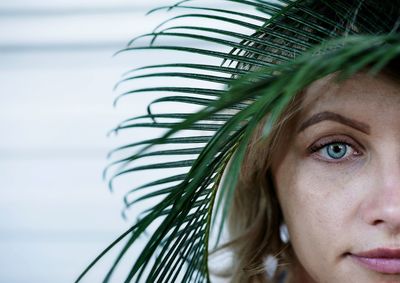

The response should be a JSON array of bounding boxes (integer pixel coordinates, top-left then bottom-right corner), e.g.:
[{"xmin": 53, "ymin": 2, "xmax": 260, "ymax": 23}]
[{"xmin": 372, "ymin": 219, "xmax": 384, "ymax": 226}]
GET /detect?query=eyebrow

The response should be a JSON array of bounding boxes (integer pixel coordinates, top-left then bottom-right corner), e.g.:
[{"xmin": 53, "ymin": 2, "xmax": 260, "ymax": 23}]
[{"xmin": 298, "ymin": 111, "xmax": 371, "ymax": 134}]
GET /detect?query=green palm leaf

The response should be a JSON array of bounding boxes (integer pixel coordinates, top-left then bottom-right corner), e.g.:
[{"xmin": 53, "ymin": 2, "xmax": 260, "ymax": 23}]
[{"xmin": 76, "ymin": 0, "xmax": 400, "ymax": 282}]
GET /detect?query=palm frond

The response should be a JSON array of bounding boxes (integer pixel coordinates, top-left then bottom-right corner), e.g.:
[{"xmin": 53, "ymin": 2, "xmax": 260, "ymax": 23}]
[{"xmin": 76, "ymin": 0, "xmax": 400, "ymax": 282}]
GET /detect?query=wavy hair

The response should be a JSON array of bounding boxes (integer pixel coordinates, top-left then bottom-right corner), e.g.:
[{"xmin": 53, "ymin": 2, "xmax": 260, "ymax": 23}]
[{"xmin": 225, "ymin": 1, "xmax": 400, "ymax": 282}]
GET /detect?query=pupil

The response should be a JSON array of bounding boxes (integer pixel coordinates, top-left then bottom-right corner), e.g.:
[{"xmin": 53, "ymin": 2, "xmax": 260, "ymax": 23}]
[{"xmin": 327, "ymin": 143, "xmax": 346, "ymax": 159}]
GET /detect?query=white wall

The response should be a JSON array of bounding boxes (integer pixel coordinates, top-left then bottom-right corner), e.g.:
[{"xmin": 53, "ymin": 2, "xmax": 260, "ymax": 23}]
[
  {"xmin": 0, "ymin": 1, "xmax": 176, "ymax": 282},
  {"xmin": 0, "ymin": 0, "xmax": 258, "ymax": 281}
]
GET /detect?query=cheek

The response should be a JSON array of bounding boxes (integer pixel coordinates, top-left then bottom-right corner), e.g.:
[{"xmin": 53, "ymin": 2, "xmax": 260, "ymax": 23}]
[{"xmin": 274, "ymin": 153, "xmax": 365, "ymax": 279}]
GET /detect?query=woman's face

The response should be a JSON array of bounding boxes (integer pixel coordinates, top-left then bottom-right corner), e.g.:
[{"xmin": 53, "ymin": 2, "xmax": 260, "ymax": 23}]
[{"xmin": 273, "ymin": 72, "xmax": 400, "ymax": 282}]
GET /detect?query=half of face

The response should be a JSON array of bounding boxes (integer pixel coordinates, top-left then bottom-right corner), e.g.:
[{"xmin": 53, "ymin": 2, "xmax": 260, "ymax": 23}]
[{"xmin": 272, "ymin": 71, "xmax": 400, "ymax": 283}]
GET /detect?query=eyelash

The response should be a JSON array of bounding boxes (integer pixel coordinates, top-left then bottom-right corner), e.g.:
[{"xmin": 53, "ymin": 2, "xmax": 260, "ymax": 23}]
[{"xmin": 308, "ymin": 136, "xmax": 363, "ymax": 163}]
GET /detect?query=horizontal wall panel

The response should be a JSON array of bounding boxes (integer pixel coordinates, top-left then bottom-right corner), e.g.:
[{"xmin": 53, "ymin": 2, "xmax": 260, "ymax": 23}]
[{"xmin": 0, "ymin": 0, "xmax": 251, "ymax": 282}]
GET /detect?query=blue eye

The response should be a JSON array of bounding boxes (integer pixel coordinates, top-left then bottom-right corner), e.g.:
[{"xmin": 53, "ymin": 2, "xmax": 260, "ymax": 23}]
[
  {"xmin": 325, "ymin": 143, "xmax": 348, "ymax": 159},
  {"xmin": 309, "ymin": 136, "xmax": 363, "ymax": 163}
]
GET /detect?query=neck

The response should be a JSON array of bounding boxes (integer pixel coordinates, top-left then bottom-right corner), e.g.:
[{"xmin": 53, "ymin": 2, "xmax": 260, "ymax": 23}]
[{"xmin": 284, "ymin": 260, "xmax": 316, "ymax": 283}]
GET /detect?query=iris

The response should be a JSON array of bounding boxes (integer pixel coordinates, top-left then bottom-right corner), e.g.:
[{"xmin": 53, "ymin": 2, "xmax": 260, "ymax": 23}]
[{"xmin": 326, "ymin": 143, "xmax": 347, "ymax": 159}]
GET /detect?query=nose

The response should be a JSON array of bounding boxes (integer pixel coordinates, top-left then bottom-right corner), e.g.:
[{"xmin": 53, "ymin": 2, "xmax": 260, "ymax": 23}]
[{"xmin": 362, "ymin": 164, "xmax": 400, "ymax": 234}]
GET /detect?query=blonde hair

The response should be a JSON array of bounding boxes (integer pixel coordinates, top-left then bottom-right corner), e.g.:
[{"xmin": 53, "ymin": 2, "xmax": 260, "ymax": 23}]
[
  {"xmin": 226, "ymin": 62, "xmax": 400, "ymax": 283},
  {"xmin": 226, "ymin": 93, "xmax": 302, "ymax": 283},
  {"xmin": 217, "ymin": 1, "xmax": 400, "ymax": 281}
]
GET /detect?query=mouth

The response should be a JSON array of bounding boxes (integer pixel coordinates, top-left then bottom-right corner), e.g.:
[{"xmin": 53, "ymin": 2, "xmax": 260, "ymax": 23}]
[{"xmin": 349, "ymin": 248, "xmax": 400, "ymax": 274}]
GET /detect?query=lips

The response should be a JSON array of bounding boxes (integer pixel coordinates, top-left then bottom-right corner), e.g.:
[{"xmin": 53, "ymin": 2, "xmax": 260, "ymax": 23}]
[{"xmin": 350, "ymin": 248, "xmax": 400, "ymax": 274}]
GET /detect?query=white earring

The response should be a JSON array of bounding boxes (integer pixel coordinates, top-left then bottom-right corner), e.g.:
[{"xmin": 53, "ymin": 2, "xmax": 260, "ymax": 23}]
[
  {"xmin": 279, "ymin": 223, "xmax": 290, "ymax": 243},
  {"xmin": 264, "ymin": 255, "xmax": 278, "ymax": 279}
]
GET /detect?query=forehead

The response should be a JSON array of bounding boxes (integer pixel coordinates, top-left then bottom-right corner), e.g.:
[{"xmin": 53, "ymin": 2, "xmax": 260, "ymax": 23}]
[
  {"xmin": 269, "ymin": 71, "xmax": 400, "ymax": 165},
  {"xmin": 297, "ymin": 72, "xmax": 400, "ymax": 125}
]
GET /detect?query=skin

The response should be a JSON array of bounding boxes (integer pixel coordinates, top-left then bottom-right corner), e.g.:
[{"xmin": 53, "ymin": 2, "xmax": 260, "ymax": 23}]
[{"xmin": 272, "ymin": 71, "xmax": 400, "ymax": 283}]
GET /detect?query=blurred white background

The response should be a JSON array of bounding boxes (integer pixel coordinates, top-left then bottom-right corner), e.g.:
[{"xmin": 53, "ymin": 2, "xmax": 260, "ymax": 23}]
[
  {"xmin": 0, "ymin": 0, "xmax": 255, "ymax": 281},
  {"xmin": 0, "ymin": 1, "xmax": 179, "ymax": 282}
]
